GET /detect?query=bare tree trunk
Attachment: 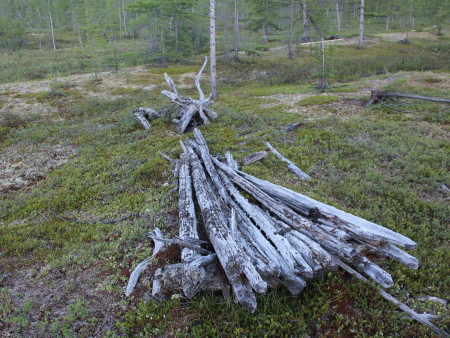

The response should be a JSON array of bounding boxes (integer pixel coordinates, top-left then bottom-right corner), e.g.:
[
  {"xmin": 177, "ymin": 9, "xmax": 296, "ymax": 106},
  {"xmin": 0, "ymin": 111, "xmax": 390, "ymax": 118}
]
[
  {"xmin": 70, "ymin": 0, "xmax": 76, "ymax": 32},
  {"xmin": 263, "ymin": 0, "xmax": 269, "ymax": 46},
  {"xmin": 224, "ymin": 18, "xmax": 228, "ymax": 61},
  {"xmin": 175, "ymin": 17, "xmax": 179, "ymax": 54},
  {"xmin": 386, "ymin": 0, "xmax": 390, "ymax": 32},
  {"xmin": 263, "ymin": 24, "xmax": 268, "ymax": 46},
  {"xmin": 77, "ymin": 23, "xmax": 84, "ymax": 51},
  {"xmin": 301, "ymin": 1, "xmax": 308, "ymax": 42},
  {"xmin": 37, "ymin": 7, "xmax": 43, "ymax": 50},
  {"xmin": 358, "ymin": 0, "xmax": 364, "ymax": 50},
  {"xmin": 288, "ymin": 0, "xmax": 294, "ymax": 58},
  {"xmin": 48, "ymin": 0, "xmax": 56, "ymax": 52},
  {"xmin": 122, "ymin": 0, "xmax": 127, "ymax": 33},
  {"xmin": 320, "ymin": 33, "xmax": 326, "ymax": 93},
  {"xmin": 336, "ymin": 2, "xmax": 341, "ymax": 32},
  {"xmin": 119, "ymin": 2, "xmax": 122, "ymax": 36},
  {"xmin": 405, "ymin": 0, "xmax": 413, "ymax": 43},
  {"xmin": 210, "ymin": 0, "xmax": 218, "ymax": 99},
  {"xmin": 234, "ymin": 0, "xmax": 239, "ymax": 60}
]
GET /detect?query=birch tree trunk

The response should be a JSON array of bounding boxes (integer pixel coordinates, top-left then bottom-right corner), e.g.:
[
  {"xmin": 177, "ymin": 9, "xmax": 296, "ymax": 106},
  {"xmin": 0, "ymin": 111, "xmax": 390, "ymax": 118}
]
[
  {"xmin": 336, "ymin": 2, "xmax": 341, "ymax": 32},
  {"xmin": 234, "ymin": 0, "xmax": 239, "ymax": 60},
  {"xmin": 301, "ymin": 1, "xmax": 308, "ymax": 42},
  {"xmin": 405, "ymin": 0, "xmax": 413, "ymax": 43},
  {"xmin": 48, "ymin": 0, "xmax": 56, "ymax": 52},
  {"xmin": 386, "ymin": 0, "xmax": 390, "ymax": 32},
  {"xmin": 320, "ymin": 34, "xmax": 326, "ymax": 93},
  {"xmin": 210, "ymin": 0, "xmax": 218, "ymax": 99},
  {"xmin": 358, "ymin": 0, "xmax": 364, "ymax": 50},
  {"xmin": 122, "ymin": 0, "xmax": 127, "ymax": 33},
  {"xmin": 37, "ymin": 7, "xmax": 43, "ymax": 51},
  {"xmin": 288, "ymin": 0, "xmax": 294, "ymax": 59}
]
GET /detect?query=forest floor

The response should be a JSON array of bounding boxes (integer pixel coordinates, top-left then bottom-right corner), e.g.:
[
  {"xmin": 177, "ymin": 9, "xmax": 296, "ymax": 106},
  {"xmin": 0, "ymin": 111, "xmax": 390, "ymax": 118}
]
[{"xmin": 0, "ymin": 37, "xmax": 449, "ymax": 336}]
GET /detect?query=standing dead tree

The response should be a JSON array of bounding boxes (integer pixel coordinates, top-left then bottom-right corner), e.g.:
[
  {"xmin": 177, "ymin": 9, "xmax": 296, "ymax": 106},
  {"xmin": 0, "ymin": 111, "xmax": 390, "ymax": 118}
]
[{"xmin": 132, "ymin": 57, "xmax": 218, "ymax": 133}]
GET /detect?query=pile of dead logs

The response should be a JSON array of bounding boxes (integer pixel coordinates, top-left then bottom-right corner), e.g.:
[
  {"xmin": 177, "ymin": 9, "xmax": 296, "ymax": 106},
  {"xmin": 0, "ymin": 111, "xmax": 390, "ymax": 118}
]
[
  {"xmin": 133, "ymin": 57, "xmax": 217, "ymax": 133},
  {"xmin": 126, "ymin": 129, "xmax": 446, "ymax": 335}
]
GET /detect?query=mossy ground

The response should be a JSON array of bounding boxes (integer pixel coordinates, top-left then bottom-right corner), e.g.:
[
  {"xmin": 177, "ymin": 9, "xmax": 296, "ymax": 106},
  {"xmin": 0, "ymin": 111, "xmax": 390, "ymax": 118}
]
[{"xmin": 0, "ymin": 35, "xmax": 449, "ymax": 336}]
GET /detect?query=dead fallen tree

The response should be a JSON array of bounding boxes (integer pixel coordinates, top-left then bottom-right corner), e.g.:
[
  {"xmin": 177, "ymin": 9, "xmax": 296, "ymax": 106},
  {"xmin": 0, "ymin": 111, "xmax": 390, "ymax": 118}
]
[
  {"xmin": 366, "ymin": 89, "xmax": 450, "ymax": 107},
  {"xmin": 133, "ymin": 57, "xmax": 218, "ymax": 133},
  {"xmin": 126, "ymin": 129, "xmax": 447, "ymax": 335}
]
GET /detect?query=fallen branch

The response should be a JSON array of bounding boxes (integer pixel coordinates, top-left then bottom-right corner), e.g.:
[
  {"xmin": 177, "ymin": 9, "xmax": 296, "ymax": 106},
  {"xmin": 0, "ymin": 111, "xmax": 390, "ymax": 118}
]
[
  {"xmin": 266, "ymin": 142, "xmax": 311, "ymax": 180},
  {"xmin": 133, "ymin": 107, "xmax": 161, "ymax": 130},
  {"xmin": 366, "ymin": 89, "xmax": 450, "ymax": 107},
  {"xmin": 126, "ymin": 228, "xmax": 166, "ymax": 297},
  {"xmin": 334, "ymin": 257, "xmax": 448, "ymax": 337},
  {"xmin": 48, "ymin": 208, "xmax": 138, "ymax": 224}
]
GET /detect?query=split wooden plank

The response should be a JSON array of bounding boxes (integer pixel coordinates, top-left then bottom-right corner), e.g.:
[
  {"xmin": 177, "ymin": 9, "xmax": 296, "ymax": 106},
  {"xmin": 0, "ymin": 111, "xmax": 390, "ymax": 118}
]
[
  {"xmin": 266, "ymin": 142, "xmax": 311, "ymax": 180},
  {"xmin": 334, "ymin": 258, "xmax": 447, "ymax": 336}
]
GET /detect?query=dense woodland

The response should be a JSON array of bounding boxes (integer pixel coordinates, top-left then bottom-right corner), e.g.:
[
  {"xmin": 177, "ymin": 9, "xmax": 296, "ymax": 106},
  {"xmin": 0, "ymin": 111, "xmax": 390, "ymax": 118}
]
[{"xmin": 1, "ymin": 0, "xmax": 448, "ymax": 63}]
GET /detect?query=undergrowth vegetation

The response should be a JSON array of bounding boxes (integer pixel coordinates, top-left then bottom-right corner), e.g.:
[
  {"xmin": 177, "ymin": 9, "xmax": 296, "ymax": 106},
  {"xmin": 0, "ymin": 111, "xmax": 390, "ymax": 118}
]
[{"xmin": 0, "ymin": 34, "xmax": 449, "ymax": 336}]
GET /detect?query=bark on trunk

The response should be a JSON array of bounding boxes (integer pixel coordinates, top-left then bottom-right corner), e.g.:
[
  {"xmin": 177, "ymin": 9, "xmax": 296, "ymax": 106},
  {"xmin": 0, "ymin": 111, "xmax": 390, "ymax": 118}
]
[
  {"xmin": 336, "ymin": 2, "xmax": 341, "ymax": 32},
  {"xmin": 210, "ymin": 0, "xmax": 218, "ymax": 99},
  {"xmin": 301, "ymin": 1, "xmax": 308, "ymax": 42},
  {"xmin": 288, "ymin": 0, "xmax": 294, "ymax": 59},
  {"xmin": 234, "ymin": 0, "xmax": 239, "ymax": 60},
  {"xmin": 386, "ymin": 0, "xmax": 391, "ymax": 32},
  {"xmin": 48, "ymin": 0, "xmax": 56, "ymax": 52},
  {"xmin": 358, "ymin": 0, "xmax": 364, "ymax": 50}
]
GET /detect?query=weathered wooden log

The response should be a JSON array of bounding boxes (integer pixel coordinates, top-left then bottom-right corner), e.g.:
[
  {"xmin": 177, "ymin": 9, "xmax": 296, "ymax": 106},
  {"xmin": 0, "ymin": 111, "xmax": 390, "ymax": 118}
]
[
  {"xmin": 186, "ymin": 144, "xmax": 266, "ymax": 312},
  {"xmin": 237, "ymin": 171, "xmax": 417, "ymax": 250},
  {"xmin": 192, "ymin": 130, "xmax": 309, "ymax": 282},
  {"xmin": 125, "ymin": 228, "xmax": 166, "ymax": 297},
  {"xmin": 284, "ymin": 230, "xmax": 335, "ymax": 272},
  {"xmin": 133, "ymin": 107, "xmax": 161, "ymax": 130},
  {"xmin": 216, "ymin": 169, "xmax": 311, "ymax": 280},
  {"xmin": 194, "ymin": 145, "xmax": 284, "ymax": 290},
  {"xmin": 152, "ymin": 259, "xmax": 222, "ymax": 300},
  {"xmin": 178, "ymin": 152, "xmax": 208, "ymax": 299},
  {"xmin": 176, "ymin": 104, "xmax": 199, "ymax": 134},
  {"xmin": 367, "ymin": 90, "xmax": 450, "ymax": 106},
  {"xmin": 218, "ymin": 171, "xmax": 307, "ymax": 294},
  {"xmin": 334, "ymin": 258, "xmax": 448, "ymax": 336},
  {"xmin": 158, "ymin": 57, "xmax": 217, "ymax": 133},
  {"xmin": 193, "ymin": 129, "xmax": 229, "ymax": 202},
  {"xmin": 239, "ymin": 151, "xmax": 268, "ymax": 166},
  {"xmin": 361, "ymin": 242, "xmax": 419, "ymax": 270},
  {"xmin": 214, "ymin": 158, "xmax": 396, "ymax": 286},
  {"xmin": 266, "ymin": 142, "xmax": 311, "ymax": 180}
]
